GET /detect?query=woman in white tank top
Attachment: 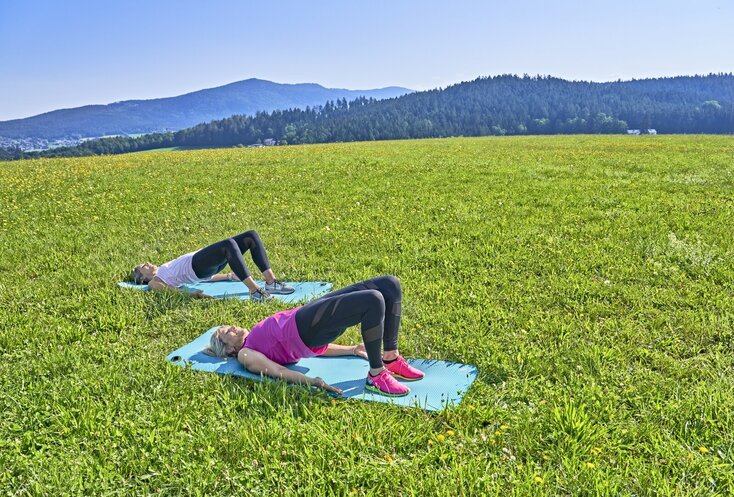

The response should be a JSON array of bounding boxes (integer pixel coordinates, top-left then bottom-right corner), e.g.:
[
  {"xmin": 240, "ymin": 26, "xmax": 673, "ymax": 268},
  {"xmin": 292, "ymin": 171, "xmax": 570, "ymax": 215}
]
[{"xmin": 132, "ymin": 230, "xmax": 294, "ymax": 302}]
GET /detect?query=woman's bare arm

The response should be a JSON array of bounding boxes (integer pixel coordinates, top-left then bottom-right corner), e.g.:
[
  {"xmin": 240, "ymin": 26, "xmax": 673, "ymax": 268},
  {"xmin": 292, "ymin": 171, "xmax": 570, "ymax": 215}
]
[
  {"xmin": 238, "ymin": 347, "xmax": 343, "ymax": 395},
  {"xmin": 208, "ymin": 272, "xmax": 238, "ymax": 282},
  {"xmin": 322, "ymin": 343, "xmax": 367, "ymax": 359},
  {"xmin": 146, "ymin": 276, "xmax": 170, "ymax": 290},
  {"xmin": 147, "ymin": 276, "xmax": 207, "ymax": 297}
]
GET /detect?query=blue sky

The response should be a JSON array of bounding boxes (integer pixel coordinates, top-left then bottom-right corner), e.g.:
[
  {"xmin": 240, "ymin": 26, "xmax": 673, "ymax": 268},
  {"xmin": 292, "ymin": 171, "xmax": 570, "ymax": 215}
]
[{"xmin": 1, "ymin": 0, "xmax": 732, "ymax": 120}]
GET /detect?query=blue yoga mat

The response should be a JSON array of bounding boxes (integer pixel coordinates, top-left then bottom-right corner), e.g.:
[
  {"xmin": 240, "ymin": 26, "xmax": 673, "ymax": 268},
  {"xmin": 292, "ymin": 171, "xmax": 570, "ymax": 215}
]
[
  {"xmin": 167, "ymin": 327, "xmax": 478, "ymax": 412},
  {"xmin": 118, "ymin": 280, "xmax": 332, "ymax": 304}
]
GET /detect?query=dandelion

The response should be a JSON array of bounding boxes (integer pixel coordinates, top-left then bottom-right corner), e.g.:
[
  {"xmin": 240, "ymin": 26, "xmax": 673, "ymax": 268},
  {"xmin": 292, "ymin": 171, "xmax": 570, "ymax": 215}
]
[
  {"xmin": 384, "ymin": 455, "xmax": 394, "ymax": 462},
  {"xmin": 698, "ymin": 447, "xmax": 709, "ymax": 454},
  {"xmin": 584, "ymin": 462, "xmax": 595, "ymax": 469},
  {"xmin": 428, "ymin": 440, "xmax": 434, "ymax": 446},
  {"xmin": 590, "ymin": 447, "xmax": 601, "ymax": 455},
  {"xmin": 534, "ymin": 476, "xmax": 544, "ymax": 484},
  {"xmin": 436, "ymin": 434, "xmax": 445, "ymax": 442},
  {"xmin": 446, "ymin": 430, "xmax": 455, "ymax": 436},
  {"xmin": 500, "ymin": 424, "xmax": 509, "ymax": 431}
]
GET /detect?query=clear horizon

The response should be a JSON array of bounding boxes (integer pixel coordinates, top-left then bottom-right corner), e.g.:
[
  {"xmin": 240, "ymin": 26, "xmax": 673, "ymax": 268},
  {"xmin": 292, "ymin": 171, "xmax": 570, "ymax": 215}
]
[{"xmin": 1, "ymin": 0, "xmax": 732, "ymax": 121}]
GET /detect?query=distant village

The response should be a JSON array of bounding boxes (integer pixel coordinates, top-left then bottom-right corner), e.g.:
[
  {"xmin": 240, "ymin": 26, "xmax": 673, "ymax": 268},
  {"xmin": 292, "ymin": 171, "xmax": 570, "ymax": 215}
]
[
  {"xmin": 2, "ymin": 135, "xmax": 282, "ymax": 152},
  {"xmin": 0, "ymin": 136, "xmax": 85, "ymax": 151}
]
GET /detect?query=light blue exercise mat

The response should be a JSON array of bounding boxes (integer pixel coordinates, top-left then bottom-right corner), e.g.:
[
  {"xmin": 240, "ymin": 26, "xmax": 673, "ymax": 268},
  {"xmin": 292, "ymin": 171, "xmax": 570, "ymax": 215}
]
[
  {"xmin": 167, "ymin": 327, "xmax": 478, "ymax": 412},
  {"xmin": 118, "ymin": 280, "xmax": 332, "ymax": 304}
]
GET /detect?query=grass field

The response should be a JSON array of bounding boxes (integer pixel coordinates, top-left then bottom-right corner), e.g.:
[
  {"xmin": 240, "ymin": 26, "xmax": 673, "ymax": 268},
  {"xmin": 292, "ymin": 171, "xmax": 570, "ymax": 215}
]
[
  {"xmin": 1, "ymin": 135, "xmax": 733, "ymax": 495},
  {"xmin": 130, "ymin": 146, "xmax": 197, "ymax": 154}
]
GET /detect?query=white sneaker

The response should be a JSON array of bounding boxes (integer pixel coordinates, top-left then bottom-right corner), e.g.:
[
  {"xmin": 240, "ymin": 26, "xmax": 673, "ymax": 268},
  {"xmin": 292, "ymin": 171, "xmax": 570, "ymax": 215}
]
[
  {"xmin": 249, "ymin": 288, "xmax": 273, "ymax": 302},
  {"xmin": 264, "ymin": 279, "xmax": 295, "ymax": 295}
]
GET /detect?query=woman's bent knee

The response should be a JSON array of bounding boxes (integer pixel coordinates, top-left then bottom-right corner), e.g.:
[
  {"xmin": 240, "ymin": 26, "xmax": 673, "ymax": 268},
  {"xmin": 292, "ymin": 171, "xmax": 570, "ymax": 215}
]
[
  {"xmin": 363, "ymin": 289, "xmax": 386, "ymax": 312},
  {"xmin": 378, "ymin": 275, "xmax": 401, "ymax": 297},
  {"xmin": 224, "ymin": 238, "xmax": 240, "ymax": 252}
]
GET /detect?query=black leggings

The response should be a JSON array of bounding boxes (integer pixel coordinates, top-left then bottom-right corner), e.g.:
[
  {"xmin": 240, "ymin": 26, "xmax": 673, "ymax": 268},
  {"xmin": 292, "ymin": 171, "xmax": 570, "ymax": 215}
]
[
  {"xmin": 190, "ymin": 230, "xmax": 271, "ymax": 281},
  {"xmin": 295, "ymin": 276, "xmax": 402, "ymax": 369}
]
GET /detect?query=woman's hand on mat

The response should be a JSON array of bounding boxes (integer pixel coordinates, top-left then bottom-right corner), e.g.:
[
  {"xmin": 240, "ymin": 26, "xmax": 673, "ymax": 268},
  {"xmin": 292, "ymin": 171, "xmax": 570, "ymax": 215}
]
[
  {"xmin": 311, "ymin": 377, "xmax": 342, "ymax": 395},
  {"xmin": 352, "ymin": 343, "xmax": 368, "ymax": 360},
  {"xmin": 192, "ymin": 290, "xmax": 211, "ymax": 299}
]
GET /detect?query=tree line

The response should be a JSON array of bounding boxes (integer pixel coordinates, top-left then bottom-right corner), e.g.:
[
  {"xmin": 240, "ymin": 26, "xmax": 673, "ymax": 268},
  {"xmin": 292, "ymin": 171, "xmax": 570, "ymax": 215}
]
[{"xmin": 4, "ymin": 74, "xmax": 733, "ymax": 161}]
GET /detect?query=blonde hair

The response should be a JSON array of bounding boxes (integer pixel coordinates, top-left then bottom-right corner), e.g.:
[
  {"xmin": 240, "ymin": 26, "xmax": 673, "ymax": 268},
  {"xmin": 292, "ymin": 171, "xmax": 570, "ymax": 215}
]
[{"xmin": 203, "ymin": 326, "xmax": 238, "ymax": 358}]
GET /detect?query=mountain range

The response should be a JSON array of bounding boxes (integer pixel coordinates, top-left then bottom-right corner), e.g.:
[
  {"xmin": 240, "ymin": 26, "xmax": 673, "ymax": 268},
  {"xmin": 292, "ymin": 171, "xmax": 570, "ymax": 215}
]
[{"xmin": 0, "ymin": 79, "xmax": 412, "ymax": 141}]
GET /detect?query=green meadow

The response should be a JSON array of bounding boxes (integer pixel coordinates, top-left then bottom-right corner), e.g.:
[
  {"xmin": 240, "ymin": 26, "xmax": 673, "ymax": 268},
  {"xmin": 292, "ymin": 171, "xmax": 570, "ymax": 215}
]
[{"xmin": 1, "ymin": 135, "xmax": 733, "ymax": 496}]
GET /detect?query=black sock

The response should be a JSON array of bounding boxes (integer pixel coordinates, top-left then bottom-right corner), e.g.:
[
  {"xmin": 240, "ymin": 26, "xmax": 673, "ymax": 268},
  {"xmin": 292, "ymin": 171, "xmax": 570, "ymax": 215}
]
[{"xmin": 383, "ymin": 356, "xmax": 398, "ymax": 364}]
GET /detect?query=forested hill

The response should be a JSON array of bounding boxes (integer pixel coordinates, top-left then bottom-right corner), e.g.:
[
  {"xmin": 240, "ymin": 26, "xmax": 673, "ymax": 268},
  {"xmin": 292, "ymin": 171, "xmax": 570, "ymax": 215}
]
[
  {"xmin": 0, "ymin": 79, "xmax": 412, "ymax": 140},
  {"xmin": 5, "ymin": 74, "xmax": 733, "ymax": 160}
]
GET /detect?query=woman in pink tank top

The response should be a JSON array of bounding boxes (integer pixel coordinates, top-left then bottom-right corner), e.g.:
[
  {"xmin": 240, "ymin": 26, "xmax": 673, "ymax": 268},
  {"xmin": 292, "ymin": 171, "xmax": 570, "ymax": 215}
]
[
  {"xmin": 131, "ymin": 229, "xmax": 293, "ymax": 301},
  {"xmin": 205, "ymin": 276, "xmax": 425, "ymax": 397}
]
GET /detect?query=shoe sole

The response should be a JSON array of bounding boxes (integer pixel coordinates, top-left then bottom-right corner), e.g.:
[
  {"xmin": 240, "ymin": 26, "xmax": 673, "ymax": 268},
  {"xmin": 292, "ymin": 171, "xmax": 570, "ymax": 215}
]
[
  {"xmin": 265, "ymin": 289, "xmax": 295, "ymax": 295},
  {"xmin": 365, "ymin": 383, "xmax": 410, "ymax": 397},
  {"xmin": 390, "ymin": 373, "xmax": 425, "ymax": 382}
]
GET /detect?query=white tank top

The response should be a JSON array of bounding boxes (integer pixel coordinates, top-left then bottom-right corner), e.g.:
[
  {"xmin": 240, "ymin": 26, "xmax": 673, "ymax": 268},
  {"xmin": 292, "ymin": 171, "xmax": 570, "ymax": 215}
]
[{"xmin": 155, "ymin": 251, "xmax": 204, "ymax": 287}]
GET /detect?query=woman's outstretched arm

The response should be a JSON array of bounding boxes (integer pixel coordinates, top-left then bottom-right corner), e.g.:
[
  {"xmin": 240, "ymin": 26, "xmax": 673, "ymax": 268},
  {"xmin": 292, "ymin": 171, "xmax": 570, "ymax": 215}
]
[{"xmin": 238, "ymin": 347, "xmax": 343, "ymax": 395}]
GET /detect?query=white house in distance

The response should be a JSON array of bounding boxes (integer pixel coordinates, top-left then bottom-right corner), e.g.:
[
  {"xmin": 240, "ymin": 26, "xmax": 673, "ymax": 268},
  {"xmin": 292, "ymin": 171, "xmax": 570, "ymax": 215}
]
[
  {"xmin": 246, "ymin": 138, "xmax": 278, "ymax": 148},
  {"xmin": 627, "ymin": 129, "xmax": 657, "ymax": 135}
]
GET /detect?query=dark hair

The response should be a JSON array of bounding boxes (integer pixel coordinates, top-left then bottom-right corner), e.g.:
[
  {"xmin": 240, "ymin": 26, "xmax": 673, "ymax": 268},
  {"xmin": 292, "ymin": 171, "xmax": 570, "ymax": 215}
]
[{"xmin": 132, "ymin": 266, "xmax": 150, "ymax": 284}]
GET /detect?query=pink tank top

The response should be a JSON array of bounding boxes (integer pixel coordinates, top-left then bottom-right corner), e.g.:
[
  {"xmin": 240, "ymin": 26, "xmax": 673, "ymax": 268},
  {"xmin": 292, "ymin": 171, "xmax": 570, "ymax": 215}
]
[
  {"xmin": 156, "ymin": 251, "xmax": 203, "ymax": 287},
  {"xmin": 243, "ymin": 307, "xmax": 328, "ymax": 365}
]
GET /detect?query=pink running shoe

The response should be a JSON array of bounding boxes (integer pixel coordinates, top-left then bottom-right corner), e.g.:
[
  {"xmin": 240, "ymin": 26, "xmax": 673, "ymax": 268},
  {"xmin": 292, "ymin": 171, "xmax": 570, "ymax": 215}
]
[
  {"xmin": 385, "ymin": 356, "xmax": 425, "ymax": 381},
  {"xmin": 365, "ymin": 369, "xmax": 410, "ymax": 397}
]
